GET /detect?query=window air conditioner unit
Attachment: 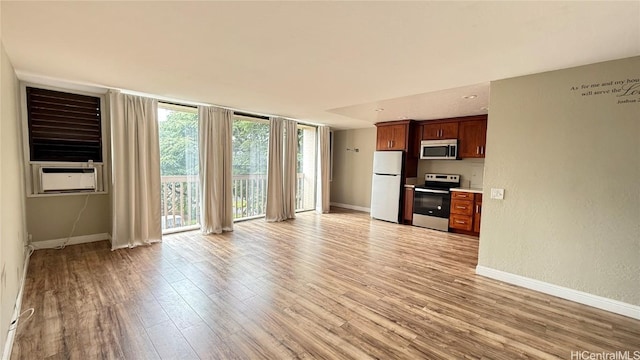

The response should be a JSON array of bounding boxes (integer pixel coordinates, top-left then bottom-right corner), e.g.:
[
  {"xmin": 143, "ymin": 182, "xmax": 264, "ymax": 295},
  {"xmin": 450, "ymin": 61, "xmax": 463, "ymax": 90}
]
[{"xmin": 40, "ymin": 168, "xmax": 96, "ymax": 192}]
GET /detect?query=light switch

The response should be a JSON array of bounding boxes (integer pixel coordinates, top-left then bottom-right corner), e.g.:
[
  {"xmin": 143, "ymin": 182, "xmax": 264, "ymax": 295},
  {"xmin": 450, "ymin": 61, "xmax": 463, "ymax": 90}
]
[{"xmin": 491, "ymin": 188, "xmax": 505, "ymax": 200}]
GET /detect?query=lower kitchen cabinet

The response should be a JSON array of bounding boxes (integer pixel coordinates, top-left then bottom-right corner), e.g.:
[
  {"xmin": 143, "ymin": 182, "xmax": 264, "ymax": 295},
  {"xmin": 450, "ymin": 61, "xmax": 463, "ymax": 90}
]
[
  {"xmin": 450, "ymin": 213, "xmax": 473, "ymax": 231},
  {"xmin": 449, "ymin": 191, "xmax": 482, "ymax": 236},
  {"xmin": 473, "ymin": 194, "xmax": 482, "ymax": 233},
  {"xmin": 403, "ymin": 186, "xmax": 414, "ymax": 224}
]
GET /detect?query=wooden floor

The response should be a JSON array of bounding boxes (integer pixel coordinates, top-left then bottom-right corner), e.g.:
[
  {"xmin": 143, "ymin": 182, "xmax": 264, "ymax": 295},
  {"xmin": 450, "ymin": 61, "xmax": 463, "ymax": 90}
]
[{"xmin": 12, "ymin": 208, "xmax": 640, "ymax": 359}]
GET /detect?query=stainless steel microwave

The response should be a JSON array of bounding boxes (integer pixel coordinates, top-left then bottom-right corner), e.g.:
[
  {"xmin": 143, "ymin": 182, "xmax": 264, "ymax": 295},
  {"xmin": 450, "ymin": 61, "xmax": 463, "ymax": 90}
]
[{"xmin": 420, "ymin": 139, "xmax": 458, "ymax": 160}]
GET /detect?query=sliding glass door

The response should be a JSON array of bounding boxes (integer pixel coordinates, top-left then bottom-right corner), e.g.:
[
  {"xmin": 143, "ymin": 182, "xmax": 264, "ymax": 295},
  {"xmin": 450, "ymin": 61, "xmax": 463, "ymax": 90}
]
[
  {"xmin": 158, "ymin": 104, "xmax": 200, "ymax": 232},
  {"xmin": 232, "ymin": 116, "xmax": 269, "ymax": 220},
  {"xmin": 158, "ymin": 107, "xmax": 317, "ymax": 228},
  {"xmin": 296, "ymin": 125, "xmax": 317, "ymax": 211}
]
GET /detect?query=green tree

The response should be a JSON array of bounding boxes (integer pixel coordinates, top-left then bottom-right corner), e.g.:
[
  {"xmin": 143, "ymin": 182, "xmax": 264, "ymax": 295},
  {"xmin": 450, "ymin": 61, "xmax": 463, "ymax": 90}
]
[
  {"xmin": 232, "ymin": 120, "xmax": 270, "ymax": 175},
  {"xmin": 159, "ymin": 111, "xmax": 198, "ymax": 176}
]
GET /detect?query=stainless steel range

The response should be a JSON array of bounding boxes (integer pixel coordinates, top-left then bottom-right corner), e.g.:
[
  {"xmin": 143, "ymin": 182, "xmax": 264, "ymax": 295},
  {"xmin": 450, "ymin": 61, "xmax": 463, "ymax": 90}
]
[{"xmin": 413, "ymin": 173, "xmax": 460, "ymax": 231}]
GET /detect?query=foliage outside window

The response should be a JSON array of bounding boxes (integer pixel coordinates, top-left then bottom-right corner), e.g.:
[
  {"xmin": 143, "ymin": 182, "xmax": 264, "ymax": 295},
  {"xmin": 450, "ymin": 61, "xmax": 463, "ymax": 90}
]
[{"xmin": 158, "ymin": 105, "xmax": 199, "ymax": 231}]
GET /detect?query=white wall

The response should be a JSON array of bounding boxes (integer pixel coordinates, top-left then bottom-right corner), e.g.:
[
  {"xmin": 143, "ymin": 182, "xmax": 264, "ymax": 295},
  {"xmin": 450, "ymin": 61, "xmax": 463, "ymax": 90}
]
[
  {"xmin": 0, "ymin": 40, "xmax": 28, "ymax": 356},
  {"xmin": 480, "ymin": 56, "xmax": 640, "ymax": 306},
  {"xmin": 330, "ymin": 128, "xmax": 376, "ymax": 210}
]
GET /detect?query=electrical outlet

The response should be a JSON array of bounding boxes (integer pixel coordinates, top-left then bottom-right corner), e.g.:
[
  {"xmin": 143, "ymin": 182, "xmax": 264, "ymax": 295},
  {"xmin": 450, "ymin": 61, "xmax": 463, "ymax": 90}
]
[{"xmin": 491, "ymin": 188, "xmax": 505, "ymax": 200}]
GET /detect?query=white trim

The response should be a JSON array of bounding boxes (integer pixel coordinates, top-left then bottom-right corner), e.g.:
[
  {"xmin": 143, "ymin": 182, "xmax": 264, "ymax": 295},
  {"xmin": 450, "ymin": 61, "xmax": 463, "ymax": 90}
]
[
  {"xmin": 330, "ymin": 202, "xmax": 371, "ymax": 213},
  {"xmin": 476, "ymin": 265, "xmax": 640, "ymax": 320},
  {"xmin": 3, "ymin": 246, "xmax": 33, "ymax": 360},
  {"xmin": 30, "ymin": 233, "xmax": 111, "ymax": 250}
]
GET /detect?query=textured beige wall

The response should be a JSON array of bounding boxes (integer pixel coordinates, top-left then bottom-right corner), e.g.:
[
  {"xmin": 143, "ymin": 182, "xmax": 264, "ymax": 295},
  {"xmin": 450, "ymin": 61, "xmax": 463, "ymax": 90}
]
[
  {"xmin": 0, "ymin": 41, "xmax": 27, "ymax": 356},
  {"xmin": 26, "ymin": 194, "xmax": 111, "ymax": 242},
  {"xmin": 479, "ymin": 56, "xmax": 640, "ymax": 305},
  {"xmin": 330, "ymin": 128, "xmax": 376, "ymax": 209}
]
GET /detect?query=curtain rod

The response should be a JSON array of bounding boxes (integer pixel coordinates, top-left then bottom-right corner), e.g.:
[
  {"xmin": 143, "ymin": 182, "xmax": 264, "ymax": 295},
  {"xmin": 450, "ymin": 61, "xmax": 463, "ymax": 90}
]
[
  {"xmin": 158, "ymin": 103, "xmax": 270, "ymax": 121},
  {"xmin": 159, "ymin": 100, "xmax": 197, "ymax": 109},
  {"xmin": 234, "ymin": 111, "xmax": 269, "ymax": 120},
  {"xmin": 136, "ymin": 91, "xmax": 325, "ymax": 127}
]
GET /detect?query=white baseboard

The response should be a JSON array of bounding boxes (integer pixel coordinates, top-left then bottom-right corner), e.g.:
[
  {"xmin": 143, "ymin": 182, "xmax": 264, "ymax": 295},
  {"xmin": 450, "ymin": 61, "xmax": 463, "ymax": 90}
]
[
  {"xmin": 476, "ymin": 265, "xmax": 640, "ymax": 320},
  {"xmin": 330, "ymin": 202, "xmax": 371, "ymax": 213},
  {"xmin": 30, "ymin": 233, "xmax": 111, "ymax": 250},
  {"xmin": 3, "ymin": 245, "xmax": 33, "ymax": 360}
]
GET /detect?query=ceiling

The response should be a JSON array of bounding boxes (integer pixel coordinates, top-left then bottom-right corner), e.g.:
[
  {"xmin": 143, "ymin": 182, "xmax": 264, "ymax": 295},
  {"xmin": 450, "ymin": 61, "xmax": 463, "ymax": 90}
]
[{"xmin": 1, "ymin": 1, "xmax": 639, "ymax": 129}]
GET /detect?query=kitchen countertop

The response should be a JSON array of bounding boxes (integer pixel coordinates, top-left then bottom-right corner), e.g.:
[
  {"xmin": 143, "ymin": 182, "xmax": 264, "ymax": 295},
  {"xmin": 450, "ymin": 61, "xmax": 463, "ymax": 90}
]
[{"xmin": 450, "ymin": 187, "xmax": 483, "ymax": 194}]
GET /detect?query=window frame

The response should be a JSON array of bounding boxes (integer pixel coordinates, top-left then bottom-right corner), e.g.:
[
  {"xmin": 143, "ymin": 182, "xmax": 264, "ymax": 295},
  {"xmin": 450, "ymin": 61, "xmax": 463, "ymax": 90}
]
[{"xmin": 20, "ymin": 82, "xmax": 109, "ymax": 197}]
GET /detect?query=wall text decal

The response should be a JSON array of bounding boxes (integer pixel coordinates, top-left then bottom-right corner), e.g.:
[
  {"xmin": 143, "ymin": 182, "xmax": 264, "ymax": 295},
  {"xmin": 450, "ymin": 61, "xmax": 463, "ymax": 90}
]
[{"xmin": 570, "ymin": 77, "xmax": 640, "ymax": 104}]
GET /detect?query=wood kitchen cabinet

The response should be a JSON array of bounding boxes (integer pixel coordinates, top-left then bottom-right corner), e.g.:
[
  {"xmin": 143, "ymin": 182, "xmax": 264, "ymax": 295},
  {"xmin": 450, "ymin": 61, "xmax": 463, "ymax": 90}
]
[
  {"xmin": 458, "ymin": 118, "xmax": 487, "ymax": 158},
  {"xmin": 473, "ymin": 194, "xmax": 482, "ymax": 233},
  {"xmin": 449, "ymin": 190, "xmax": 482, "ymax": 236},
  {"xmin": 375, "ymin": 120, "xmax": 418, "ymax": 179},
  {"xmin": 421, "ymin": 121, "xmax": 459, "ymax": 140},
  {"xmin": 403, "ymin": 186, "xmax": 414, "ymax": 224},
  {"xmin": 375, "ymin": 121, "xmax": 409, "ymax": 151}
]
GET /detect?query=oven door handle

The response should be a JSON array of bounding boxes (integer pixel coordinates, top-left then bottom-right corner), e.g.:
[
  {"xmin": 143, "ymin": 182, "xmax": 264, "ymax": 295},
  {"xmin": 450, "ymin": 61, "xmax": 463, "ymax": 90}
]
[{"xmin": 415, "ymin": 188, "xmax": 449, "ymax": 194}]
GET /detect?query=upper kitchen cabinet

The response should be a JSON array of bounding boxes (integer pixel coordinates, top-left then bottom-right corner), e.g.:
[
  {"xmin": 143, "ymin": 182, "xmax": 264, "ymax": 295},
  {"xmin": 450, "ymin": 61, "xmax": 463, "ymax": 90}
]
[
  {"xmin": 375, "ymin": 120, "xmax": 411, "ymax": 151},
  {"xmin": 458, "ymin": 116, "xmax": 488, "ymax": 158},
  {"xmin": 375, "ymin": 120, "xmax": 418, "ymax": 178},
  {"xmin": 422, "ymin": 121, "xmax": 458, "ymax": 140}
]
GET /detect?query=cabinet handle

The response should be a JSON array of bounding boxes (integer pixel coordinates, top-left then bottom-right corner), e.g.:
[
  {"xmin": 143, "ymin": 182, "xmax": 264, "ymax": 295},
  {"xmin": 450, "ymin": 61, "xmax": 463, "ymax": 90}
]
[
  {"xmin": 455, "ymin": 220, "xmax": 465, "ymax": 224},
  {"xmin": 476, "ymin": 146, "xmax": 480, "ymax": 154},
  {"xmin": 476, "ymin": 205, "xmax": 479, "ymax": 212},
  {"xmin": 456, "ymin": 206, "xmax": 465, "ymax": 209}
]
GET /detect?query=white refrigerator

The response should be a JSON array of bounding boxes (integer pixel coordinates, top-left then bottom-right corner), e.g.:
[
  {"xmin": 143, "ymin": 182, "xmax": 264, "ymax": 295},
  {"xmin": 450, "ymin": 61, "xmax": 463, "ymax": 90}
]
[{"xmin": 370, "ymin": 151, "xmax": 403, "ymax": 223}]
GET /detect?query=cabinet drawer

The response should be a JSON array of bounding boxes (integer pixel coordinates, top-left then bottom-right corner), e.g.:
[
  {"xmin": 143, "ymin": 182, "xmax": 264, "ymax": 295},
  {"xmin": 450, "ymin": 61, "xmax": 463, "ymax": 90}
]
[
  {"xmin": 449, "ymin": 214, "xmax": 473, "ymax": 231},
  {"xmin": 452, "ymin": 191, "xmax": 474, "ymax": 200},
  {"xmin": 450, "ymin": 199, "xmax": 473, "ymax": 216}
]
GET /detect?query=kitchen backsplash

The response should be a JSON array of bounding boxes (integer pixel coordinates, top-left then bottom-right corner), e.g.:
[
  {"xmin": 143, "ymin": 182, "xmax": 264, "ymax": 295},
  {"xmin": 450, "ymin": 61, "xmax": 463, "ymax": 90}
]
[{"xmin": 417, "ymin": 158, "xmax": 485, "ymax": 188}]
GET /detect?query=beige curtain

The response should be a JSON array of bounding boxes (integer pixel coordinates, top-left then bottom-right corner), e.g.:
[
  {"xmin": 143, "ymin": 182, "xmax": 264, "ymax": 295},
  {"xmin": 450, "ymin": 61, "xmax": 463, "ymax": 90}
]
[
  {"xmin": 316, "ymin": 125, "xmax": 331, "ymax": 213},
  {"xmin": 266, "ymin": 117, "xmax": 285, "ymax": 222},
  {"xmin": 109, "ymin": 91, "xmax": 162, "ymax": 249},
  {"xmin": 198, "ymin": 106, "xmax": 234, "ymax": 234},
  {"xmin": 266, "ymin": 117, "xmax": 297, "ymax": 222},
  {"xmin": 283, "ymin": 119, "xmax": 298, "ymax": 219}
]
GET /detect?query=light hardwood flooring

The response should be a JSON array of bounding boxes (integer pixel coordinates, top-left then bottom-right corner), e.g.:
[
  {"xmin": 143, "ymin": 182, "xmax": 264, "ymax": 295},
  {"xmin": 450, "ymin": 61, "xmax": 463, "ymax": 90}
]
[{"xmin": 11, "ymin": 208, "xmax": 640, "ymax": 359}]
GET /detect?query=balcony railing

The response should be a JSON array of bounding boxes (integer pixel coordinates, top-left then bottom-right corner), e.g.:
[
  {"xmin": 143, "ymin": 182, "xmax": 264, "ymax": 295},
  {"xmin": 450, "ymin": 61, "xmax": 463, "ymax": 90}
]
[
  {"xmin": 161, "ymin": 173, "xmax": 312, "ymax": 231},
  {"xmin": 160, "ymin": 176, "xmax": 200, "ymax": 231}
]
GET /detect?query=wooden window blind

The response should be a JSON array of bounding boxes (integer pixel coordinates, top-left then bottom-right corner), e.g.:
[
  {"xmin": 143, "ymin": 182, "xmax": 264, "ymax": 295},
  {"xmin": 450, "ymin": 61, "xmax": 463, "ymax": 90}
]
[{"xmin": 26, "ymin": 87, "xmax": 102, "ymax": 162}]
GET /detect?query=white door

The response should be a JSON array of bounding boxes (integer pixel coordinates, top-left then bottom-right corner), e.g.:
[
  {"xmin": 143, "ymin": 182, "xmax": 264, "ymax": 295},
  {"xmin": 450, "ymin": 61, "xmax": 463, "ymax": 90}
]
[{"xmin": 370, "ymin": 174, "xmax": 401, "ymax": 223}]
